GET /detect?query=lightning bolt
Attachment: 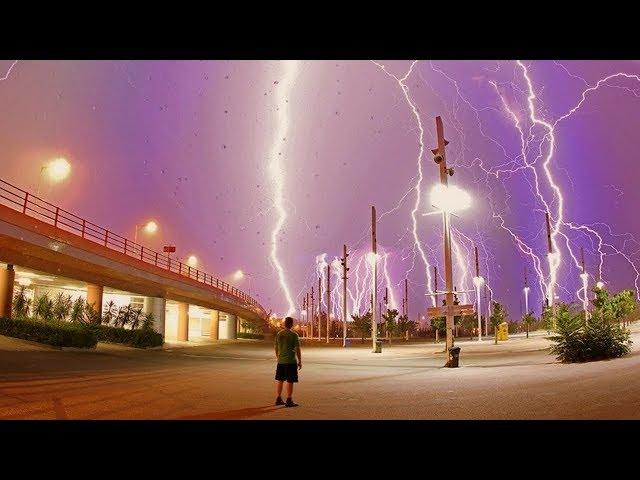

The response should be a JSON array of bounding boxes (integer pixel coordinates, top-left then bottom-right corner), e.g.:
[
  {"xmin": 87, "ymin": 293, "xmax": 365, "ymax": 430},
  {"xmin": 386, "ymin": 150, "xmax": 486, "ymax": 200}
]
[
  {"xmin": 0, "ymin": 60, "xmax": 18, "ymax": 82},
  {"xmin": 372, "ymin": 60, "xmax": 435, "ymax": 305},
  {"xmin": 268, "ymin": 60, "xmax": 300, "ymax": 316}
]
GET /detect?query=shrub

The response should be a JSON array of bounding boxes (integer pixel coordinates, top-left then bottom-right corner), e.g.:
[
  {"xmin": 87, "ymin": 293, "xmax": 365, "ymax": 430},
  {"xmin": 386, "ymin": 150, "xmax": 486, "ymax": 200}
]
[
  {"xmin": 0, "ymin": 316, "xmax": 97, "ymax": 348},
  {"xmin": 12, "ymin": 285, "xmax": 31, "ymax": 318},
  {"xmin": 550, "ymin": 305, "xmax": 632, "ymax": 363},
  {"xmin": 237, "ymin": 332, "xmax": 264, "ymax": 340},
  {"xmin": 92, "ymin": 324, "xmax": 164, "ymax": 348}
]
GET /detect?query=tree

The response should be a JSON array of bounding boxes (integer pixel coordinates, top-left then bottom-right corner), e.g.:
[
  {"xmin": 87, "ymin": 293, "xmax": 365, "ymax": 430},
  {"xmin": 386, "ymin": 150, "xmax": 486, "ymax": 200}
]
[
  {"xmin": 12, "ymin": 285, "xmax": 31, "ymax": 319},
  {"xmin": 351, "ymin": 312, "xmax": 372, "ymax": 343},
  {"xmin": 70, "ymin": 297, "xmax": 85, "ymax": 323},
  {"xmin": 397, "ymin": 314, "xmax": 416, "ymax": 341},
  {"xmin": 142, "ymin": 312, "xmax": 155, "ymax": 331},
  {"xmin": 522, "ymin": 311, "xmax": 536, "ymax": 338},
  {"xmin": 550, "ymin": 304, "xmax": 631, "ymax": 363},
  {"xmin": 489, "ymin": 301, "xmax": 506, "ymax": 344},
  {"xmin": 52, "ymin": 292, "xmax": 73, "ymax": 322},
  {"xmin": 34, "ymin": 293, "xmax": 54, "ymax": 322},
  {"xmin": 541, "ymin": 305, "xmax": 554, "ymax": 333},
  {"xmin": 102, "ymin": 300, "xmax": 118, "ymax": 326},
  {"xmin": 431, "ymin": 316, "xmax": 445, "ymax": 342},
  {"xmin": 459, "ymin": 314, "xmax": 476, "ymax": 339},
  {"xmin": 382, "ymin": 308, "xmax": 398, "ymax": 344},
  {"xmin": 612, "ymin": 289, "xmax": 636, "ymax": 327}
]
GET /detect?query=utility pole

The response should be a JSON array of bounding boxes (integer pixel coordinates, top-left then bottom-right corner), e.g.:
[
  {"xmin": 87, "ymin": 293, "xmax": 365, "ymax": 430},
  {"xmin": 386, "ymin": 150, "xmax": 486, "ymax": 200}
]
[
  {"xmin": 434, "ymin": 265, "xmax": 439, "ymax": 343},
  {"xmin": 432, "ymin": 116, "xmax": 456, "ymax": 365},
  {"xmin": 310, "ymin": 287, "xmax": 314, "ymax": 339},
  {"xmin": 302, "ymin": 296, "xmax": 307, "ymax": 338},
  {"xmin": 484, "ymin": 282, "xmax": 489, "ymax": 337},
  {"xmin": 404, "ymin": 278, "xmax": 409, "ymax": 340},
  {"xmin": 545, "ymin": 211, "xmax": 556, "ymax": 328},
  {"xmin": 371, "ymin": 205, "xmax": 379, "ymax": 353},
  {"xmin": 326, "ymin": 263, "xmax": 331, "ymax": 343},
  {"xmin": 341, "ymin": 244, "xmax": 349, "ymax": 347},
  {"xmin": 474, "ymin": 245, "xmax": 482, "ymax": 342},
  {"xmin": 524, "ymin": 266, "xmax": 529, "ymax": 315},
  {"xmin": 318, "ymin": 276, "xmax": 322, "ymax": 341}
]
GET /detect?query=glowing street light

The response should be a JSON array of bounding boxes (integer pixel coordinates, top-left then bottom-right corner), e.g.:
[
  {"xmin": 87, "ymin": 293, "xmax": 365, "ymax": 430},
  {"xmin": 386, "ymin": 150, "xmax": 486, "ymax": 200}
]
[
  {"xmin": 37, "ymin": 157, "xmax": 71, "ymax": 195},
  {"xmin": 596, "ymin": 280, "xmax": 604, "ymax": 289},
  {"xmin": 187, "ymin": 255, "xmax": 198, "ymax": 268},
  {"xmin": 134, "ymin": 220, "xmax": 158, "ymax": 244},
  {"xmin": 428, "ymin": 184, "xmax": 472, "ymax": 213},
  {"xmin": 232, "ymin": 269, "xmax": 245, "ymax": 281}
]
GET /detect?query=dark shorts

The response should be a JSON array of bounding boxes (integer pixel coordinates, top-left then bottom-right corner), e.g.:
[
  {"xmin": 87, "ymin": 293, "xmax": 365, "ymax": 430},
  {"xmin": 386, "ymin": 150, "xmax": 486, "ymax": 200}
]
[{"xmin": 275, "ymin": 363, "xmax": 298, "ymax": 383}]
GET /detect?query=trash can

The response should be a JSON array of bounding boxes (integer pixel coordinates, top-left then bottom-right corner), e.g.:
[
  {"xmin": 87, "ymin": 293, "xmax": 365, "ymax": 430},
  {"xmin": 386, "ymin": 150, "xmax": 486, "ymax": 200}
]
[
  {"xmin": 447, "ymin": 346, "xmax": 461, "ymax": 368},
  {"xmin": 374, "ymin": 340, "xmax": 383, "ymax": 353}
]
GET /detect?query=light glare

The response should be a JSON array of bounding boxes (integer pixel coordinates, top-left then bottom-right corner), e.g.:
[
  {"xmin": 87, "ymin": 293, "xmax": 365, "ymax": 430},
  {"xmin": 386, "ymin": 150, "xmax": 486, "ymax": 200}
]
[{"xmin": 429, "ymin": 184, "xmax": 471, "ymax": 213}]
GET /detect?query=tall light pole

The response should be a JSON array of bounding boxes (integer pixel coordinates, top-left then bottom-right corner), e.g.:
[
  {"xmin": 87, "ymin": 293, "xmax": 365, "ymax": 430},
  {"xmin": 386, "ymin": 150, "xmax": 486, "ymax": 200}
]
[
  {"xmin": 341, "ymin": 244, "xmax": 349, "ymax": 347},
  {"xmin": 36, "ymin": 157, "xmax": 71, "ymax": 196},
  {"xmin": 473, "ymin": 245, "xmax": 484, "ymax": 341},
  {"xmin": 306, "ymin": 292, "xmax": 313, "ymax": 338},
  {"xmin": 370, "ymin": 205, "xmax": 379, "ymax": 353},
  {"xmin": 430, "ymin": 116, "xmax": 471, "ymax": 365},
  {"xmin": 135, "ymin": 220, "xmax": 158, "ymax": 244},
  {"xmin": 434, "ymin": 265, "xmax": 439, "ymax": 343},
  {"xmin": 326, "ymin": 263, "xmax": 331, "ymax": 343},
  {"xmin": 485, "ymin": 280, "xmax": 490, "ymax": 337},
  {"xmin": 311, "ymin": 286, "xmax": 316, "ymax": 338},
  {"xmin": 317, "ymin": 276, "xmax": 322, "ymax": 341},
  {"xmin": 523, "ymin": 266, "xmax": 530, "ymax": 315}
]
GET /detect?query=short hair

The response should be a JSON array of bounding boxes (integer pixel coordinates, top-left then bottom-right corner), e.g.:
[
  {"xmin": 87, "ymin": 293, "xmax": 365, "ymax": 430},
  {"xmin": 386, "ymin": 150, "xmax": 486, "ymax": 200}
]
[{"xmin": 284, "ymin": 316, "xmax": 294, "ymax": 328}]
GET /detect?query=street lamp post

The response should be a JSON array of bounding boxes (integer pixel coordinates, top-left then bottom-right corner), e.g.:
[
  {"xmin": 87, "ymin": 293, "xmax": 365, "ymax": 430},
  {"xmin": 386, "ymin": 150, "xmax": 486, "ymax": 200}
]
[
  {"xmin": 134, "ymin": 220, "xmax": 158, "ymax": 244},
  {"xmin": 341, "ymin": 244, "xmax": 349, "ymax": 348},
  {"xmin": 370, "ymin": 205, "xmax": 379, "ymax": 353},
  {"xmin": 36, "ymin": 157, "xmax": 71, "ymax": 196},
  {"xmin": 580, "ymin": 247, "xmax": 589, "ymax": 321},
  {"xmin": 473, "ymin": 245, "xmax": 484, "ymax": 342},
  {"xmin": 430, "ymin": 116, "xmax": 470, "ymax": 366}
]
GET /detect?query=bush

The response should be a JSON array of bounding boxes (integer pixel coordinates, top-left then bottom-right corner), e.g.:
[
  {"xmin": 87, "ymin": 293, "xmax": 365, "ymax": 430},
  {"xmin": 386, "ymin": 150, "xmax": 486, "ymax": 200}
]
[
  {"xmin": 237, "ymin": 332, "xmax": 264, "ymax": 340},
  {"xmin": 0, "ymin": 316, "xmax": 97, "ymax": 348},
  {"xmin": 550, "ymin": 306, "xmax": 632, "ymax": 363},
  {"xmin": 92, "ymin": 324, "xmax": 164, "ymax": 348}
]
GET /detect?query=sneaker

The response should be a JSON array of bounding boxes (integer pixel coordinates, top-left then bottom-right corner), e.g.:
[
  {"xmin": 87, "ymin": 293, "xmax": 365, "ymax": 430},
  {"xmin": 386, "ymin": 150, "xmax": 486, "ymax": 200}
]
[
  {"xmin": 275, "ymin": 397, "xmax": 285, "ymax": 406},
  {"xmin": 285, "ymin": 399, "xmax": 299, "ymax": 408}
]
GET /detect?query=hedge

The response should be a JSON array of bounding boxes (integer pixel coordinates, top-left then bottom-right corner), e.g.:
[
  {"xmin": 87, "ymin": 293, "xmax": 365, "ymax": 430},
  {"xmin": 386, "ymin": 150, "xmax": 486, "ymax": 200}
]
[
  {"xmin": 0, "ymin": 316, "xmax": 97, "ymax": 348},
  {"xmin": 93, "ymin": 325, "xmax": 164, "ymax": 348},
  {"xmin": 237, "ymin": 332, "xmax": 264, "ymax": 340}
]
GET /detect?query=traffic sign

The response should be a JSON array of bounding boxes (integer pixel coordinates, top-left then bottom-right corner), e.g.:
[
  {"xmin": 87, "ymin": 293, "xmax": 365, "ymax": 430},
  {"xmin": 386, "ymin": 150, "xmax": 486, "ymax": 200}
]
[
  {"xmin": 163, "ymin": 245, "xmax": 176, "ymax": 253},
  {"xmin": 426, "ymin": 304, "xmax": 475, "ymax": 318}
]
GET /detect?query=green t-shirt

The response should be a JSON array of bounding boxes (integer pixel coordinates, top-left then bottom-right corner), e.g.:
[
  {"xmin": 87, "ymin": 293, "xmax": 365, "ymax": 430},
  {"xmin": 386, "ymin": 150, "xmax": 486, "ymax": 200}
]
[{"xmin": 275, "ymin": 329, "xmax": 300, "ymax": 364}]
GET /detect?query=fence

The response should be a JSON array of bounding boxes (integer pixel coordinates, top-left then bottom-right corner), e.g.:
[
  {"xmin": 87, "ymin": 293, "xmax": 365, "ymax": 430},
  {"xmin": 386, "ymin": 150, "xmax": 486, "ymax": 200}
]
[{"xmin": 0, "ymin": 178, "xmax": 267, "ymax": 318}]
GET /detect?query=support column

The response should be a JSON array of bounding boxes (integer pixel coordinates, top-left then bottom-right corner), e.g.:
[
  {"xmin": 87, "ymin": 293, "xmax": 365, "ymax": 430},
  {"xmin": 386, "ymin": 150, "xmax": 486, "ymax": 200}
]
[
  {"xmin": 0, "ymin": 264, "xmax": 15, "ymax": 318},
  {"xmin": 226, "ymin": 313, "xmax": 237, "ymax": 340},
  {"xmin": 86, "ymin": 284, "xmax": 103, "ymax": 320},
  {"xmin": 143, "ymin": 297, "xmax": 166, "ymax": 336},
  {"xmin": 177, "ymin": 302, "xmax": 189, "ymax": 341},
  {"xmin": 210, "ymin": 310, "xmax": 220, "ymax": 340}
]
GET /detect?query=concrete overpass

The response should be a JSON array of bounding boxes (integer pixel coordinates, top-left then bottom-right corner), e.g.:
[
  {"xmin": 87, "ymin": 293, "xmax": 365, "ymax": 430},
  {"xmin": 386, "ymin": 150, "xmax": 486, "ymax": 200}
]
[{"xmin": 0, "ymin": 178, "xmax": 269, "ymax": 341}]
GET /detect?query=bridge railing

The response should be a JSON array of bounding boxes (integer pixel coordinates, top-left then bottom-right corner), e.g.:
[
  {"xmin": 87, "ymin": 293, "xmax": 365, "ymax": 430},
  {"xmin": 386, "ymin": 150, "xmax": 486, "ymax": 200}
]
[{"xmin": 0, "ymin": 178, "xmax": 267, "ymax": 318}]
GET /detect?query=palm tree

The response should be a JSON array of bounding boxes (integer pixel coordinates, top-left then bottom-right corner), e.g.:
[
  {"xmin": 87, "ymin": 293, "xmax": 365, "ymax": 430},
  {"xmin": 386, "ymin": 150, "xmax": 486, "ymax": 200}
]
[
  {"xmin": 34, "ymin": 293, "xmax": 54, "ymax": 321},
  {"xmin": 52, "ymin": 292, "xmax": 73, "ymax": 322},
  {"xmin": 382, "ymin": 308, "xmax": 398, "ymax": 344},
  {"xmin": 12, "ymin": 286, "xmax": 31, "ymax": 318}
]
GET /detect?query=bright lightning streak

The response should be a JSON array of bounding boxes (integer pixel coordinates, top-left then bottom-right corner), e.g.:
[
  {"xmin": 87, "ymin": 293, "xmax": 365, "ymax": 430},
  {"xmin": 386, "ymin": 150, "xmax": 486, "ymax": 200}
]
[
  {"xmin": 0, "ymin": 60, "xmax": 18, "ymax": 82},
  {"xmin": 268, "ymin": 60, "xmax": 300, "ymax": 316},
  {"xmin": 372, "ymin": 60, "xmax": 435, "ymax": 304}
]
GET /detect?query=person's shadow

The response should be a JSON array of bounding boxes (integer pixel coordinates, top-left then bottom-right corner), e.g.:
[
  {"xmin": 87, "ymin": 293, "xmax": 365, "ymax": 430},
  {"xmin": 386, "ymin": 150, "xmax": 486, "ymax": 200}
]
[{"xmin": 178, "ymin": 405, "xmax": 283, "ymax": 420}]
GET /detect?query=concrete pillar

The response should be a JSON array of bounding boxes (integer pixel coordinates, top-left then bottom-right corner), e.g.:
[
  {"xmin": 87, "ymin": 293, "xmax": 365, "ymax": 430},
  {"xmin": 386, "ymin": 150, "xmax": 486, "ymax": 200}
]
[
  {"xmin": 177, "ymin": 302, "xmax": 189, "ymax": 341},
  {"xmin": 143, "ymin": 297, "xmax": 166, "ymax": 336},
  {"xmin": 86, "ymin": 284, "xmax": 103, "ymax": 319},
  {"xmin": 226, "ymin": 313, "xmax": 237, "ymax": 340},
  {"xmin": 0, "ymin": 264, "xmax": 15, "ymax": 318},
  {"xmin": 210, "ymin": 310, "xmax": 220, "ymax": 340}
]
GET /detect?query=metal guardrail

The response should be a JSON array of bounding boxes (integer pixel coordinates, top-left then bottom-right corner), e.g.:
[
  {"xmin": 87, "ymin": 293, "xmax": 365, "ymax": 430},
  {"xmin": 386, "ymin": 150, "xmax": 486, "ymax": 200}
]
[{"xmin": 0, "ymin": 178, "xmax": 267, "ymax": 318}]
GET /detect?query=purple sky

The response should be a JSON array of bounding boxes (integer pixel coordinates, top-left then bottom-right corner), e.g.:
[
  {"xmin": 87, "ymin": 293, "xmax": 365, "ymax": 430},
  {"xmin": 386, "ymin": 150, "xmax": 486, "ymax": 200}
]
[{"xmin": 2, "ymin": 59, "xmax": 640, "ymax": 322}]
